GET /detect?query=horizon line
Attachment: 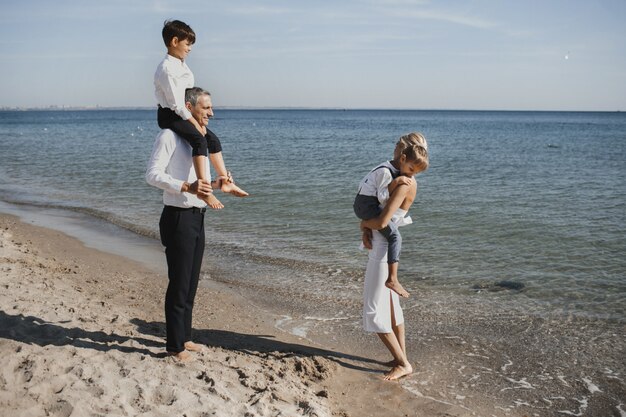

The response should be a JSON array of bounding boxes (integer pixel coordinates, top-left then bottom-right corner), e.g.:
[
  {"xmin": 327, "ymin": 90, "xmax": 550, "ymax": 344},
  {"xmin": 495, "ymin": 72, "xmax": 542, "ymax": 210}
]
[{"xmin": 0, "ymin": 105, "xmax": 623, "ymax": 113}]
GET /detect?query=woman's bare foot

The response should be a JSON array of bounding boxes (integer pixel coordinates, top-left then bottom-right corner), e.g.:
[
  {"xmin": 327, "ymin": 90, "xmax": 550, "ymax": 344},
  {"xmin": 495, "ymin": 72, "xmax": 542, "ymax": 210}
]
[
  {"xmin": 184, "ymin": 341, "xmax": 204, "ymax": 352},
  {"xmin": 385, "ymin": 280, "xmax": 410, "ymax": 298},
  {"xmin": 221, "ymin": 181, "xmax": 249, "ymax": 197},
  {"xmin": 203, "ymin": 193, "xmax": 224, "ymax": 210},
  {"xmin": 167, "ymin": 350, "xmax": 193, "ymax": 362},
  {"xmin": 383, "ymin": 363, "xmax": 413, "ymax": 381}
]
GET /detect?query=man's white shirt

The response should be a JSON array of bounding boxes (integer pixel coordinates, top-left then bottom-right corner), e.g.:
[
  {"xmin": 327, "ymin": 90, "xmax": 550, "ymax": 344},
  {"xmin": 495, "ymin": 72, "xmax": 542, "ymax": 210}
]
[{"xmin": 146, "ymin": 129, "xmax": 210, "ymax": 208}]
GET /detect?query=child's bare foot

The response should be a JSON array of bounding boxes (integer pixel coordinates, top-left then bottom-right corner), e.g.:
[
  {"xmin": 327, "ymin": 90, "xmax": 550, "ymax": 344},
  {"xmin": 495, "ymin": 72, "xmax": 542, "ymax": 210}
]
[
  {"xmin": 204, "ymin": 193, "xmax": 224, "ymax": 210},
  {"xmin": 184, "ymin": 341, "xmax": 204, "ymax": 352},
  {"xmin": 167, "ymin": 350, "xmax": 193, "ymax": 362},
  {"xmin": 221, "ymin": 181, "xmax": 249, "ymax": 197},
  {"xmin": 383, "ymin": 363, "xmax": 413, "ymax": 381},
  {"xmin": 385, "ymin": 280, "xmax": 410, "ymax": 298}
]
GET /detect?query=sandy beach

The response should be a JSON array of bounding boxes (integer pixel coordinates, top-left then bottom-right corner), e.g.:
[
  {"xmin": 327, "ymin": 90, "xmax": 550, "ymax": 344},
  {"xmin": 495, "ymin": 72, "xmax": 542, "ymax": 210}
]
[
  {"xmin": 1, "ymin": 208, "xmax": 625, "ymax": 416},
  {"xmin": 1, "ymin": 212, "xmax": 493, "ymax": 417}
]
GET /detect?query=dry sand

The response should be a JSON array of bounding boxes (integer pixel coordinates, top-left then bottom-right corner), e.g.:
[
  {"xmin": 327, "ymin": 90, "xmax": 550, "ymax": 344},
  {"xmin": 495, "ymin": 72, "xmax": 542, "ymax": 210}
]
[{"xmin": 0, "ymin": 213, "xmax": 481, "ymax": 417}]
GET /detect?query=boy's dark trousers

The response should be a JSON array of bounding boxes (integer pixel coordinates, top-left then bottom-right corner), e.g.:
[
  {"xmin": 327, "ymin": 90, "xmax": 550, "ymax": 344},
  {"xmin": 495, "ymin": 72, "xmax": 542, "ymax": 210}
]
[
  {"xmin": 157, "ymin": 106, "xmax": 208, "ymax": 156},
  {"xmin": 159, "ymin": 205, "xmax": 205, "ymax": 353},
  {"xmin": 353, "ymin": 194, "xmax": 402, "ymax": 264}
]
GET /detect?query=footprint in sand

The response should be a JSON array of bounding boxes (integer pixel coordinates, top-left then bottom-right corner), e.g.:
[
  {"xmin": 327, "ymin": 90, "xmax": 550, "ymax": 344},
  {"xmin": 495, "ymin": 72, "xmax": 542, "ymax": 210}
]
[{"xmin": 151, "ymin": 386, "xmax": 177, "ymax": 406}]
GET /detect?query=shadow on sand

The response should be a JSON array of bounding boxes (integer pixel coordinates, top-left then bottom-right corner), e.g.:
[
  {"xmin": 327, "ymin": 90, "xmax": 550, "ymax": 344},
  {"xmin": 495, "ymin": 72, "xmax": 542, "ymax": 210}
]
[
  {"xmin": 131, "ymin": 318, "xmax": 384, "ymax": 373},
  {"xmin": 0, "ymin": 310, "xmax": 162, "ymax": 358},
  {"xmin": 0, "ymin": 311, "xmax": 383, "ymax": 373},
  {"xmin": 0, "ymin": 311, "xmax": 383, "ymax": 372}
]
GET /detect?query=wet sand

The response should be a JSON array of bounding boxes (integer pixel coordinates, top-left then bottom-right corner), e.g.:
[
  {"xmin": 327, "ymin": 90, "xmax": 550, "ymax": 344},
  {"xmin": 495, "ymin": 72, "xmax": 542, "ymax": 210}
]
[
  {"xmin": 219, "ymin": 268, "xmax": 626, "ymax": 417},
  {"xmin": 0, "ymin": 211, "xmax": 624, "ymax": 416}
]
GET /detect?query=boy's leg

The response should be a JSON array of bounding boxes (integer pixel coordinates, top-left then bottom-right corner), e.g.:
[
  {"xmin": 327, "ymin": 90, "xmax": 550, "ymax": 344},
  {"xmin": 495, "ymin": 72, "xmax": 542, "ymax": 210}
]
[
  {"xmin": 209, "ymin": 152, "xmax": 249, "ymax": 197},
  {"xmin": 167, "ymin": 119, "xmax": 209, "ymax": 158},
  {"xmin": 205, "ymin": 130, "xmax": 226, "ymax": 181},
  {"xmin": 159, "ymin": 107, "xmax": 209, "ymax": 161},
  {"xmin": 379, "ymin": 180, "xmax": 417, "ymax": 298},
  {"xmin": 378, "ymin": 224, "xmax": 409, "ymax": 298},
  {"xmin": 196, "ymin": 153, "xmax": 224, "ymax": 210},
  {"xmin": 163, "ymin": 121, "xmax": 228, "ymax": 209},
  {"xmin": 353, "ymin": 194, "xmax": 381, "ymax": 221},
  {"xmin": 168, "ymin": 122, "xmax": 209, "ymax": 184},
  {"xmin": 163, "ymin": 120, "xmax": 221, "ymax": 208},
  {"xmin": 205, "ymin": 129, "xmax": 248, "ymax": 198},
  {"xmin": 386, "ymin": 263, "xmax": 410, "ymax": 297},
  {"xmin": 379, "ymin": 222, "xmax": 401, "ymax": 265},
  {"xmin": 157, "ymin": 106, "xmax": 177, "ymax": 129},
  {"xmin": 355, "ymin": 195, "xmax": 408, "ymax": 296},
  {"xmin": 166, "ymin": 119, "xmax": 213, "ymax": 204}
]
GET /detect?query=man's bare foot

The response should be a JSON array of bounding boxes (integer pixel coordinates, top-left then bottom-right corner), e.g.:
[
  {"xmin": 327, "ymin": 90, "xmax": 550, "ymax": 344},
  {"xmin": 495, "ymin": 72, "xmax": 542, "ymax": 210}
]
[
  {"xmin": 221, "ymin": 181, "xmax": 249, "ymax": 197},
  {"xmin": 204, "ymin": 193, "xmax": 224, "ymax": 210},
  {"xmin": 383, "ymin": 363, "xmax": 413, "ymax": 381},
  {"xmin": 184, "ymin": 341, "xmax": 204, "ymax": 352},
  {"xmin": 167, "ymin": 350, "xmax": 193, "ymax": 362},
  {"xmin": 385, "ymin": 280, "xmax": 410, "ymax": 298}
]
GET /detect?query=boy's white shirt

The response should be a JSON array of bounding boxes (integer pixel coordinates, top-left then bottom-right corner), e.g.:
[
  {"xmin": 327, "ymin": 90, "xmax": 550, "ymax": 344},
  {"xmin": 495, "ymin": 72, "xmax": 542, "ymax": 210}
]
[
  {"xmin": 356, "ymin": 161, "xmax": 413, "ymax": 250},
  {"xmin": 154, "ymin": 54, "xmax": 195, "ymax": 121},
  {"xmin": 356, "ymin": 160, "xmax": 398, "ymax": 206}
]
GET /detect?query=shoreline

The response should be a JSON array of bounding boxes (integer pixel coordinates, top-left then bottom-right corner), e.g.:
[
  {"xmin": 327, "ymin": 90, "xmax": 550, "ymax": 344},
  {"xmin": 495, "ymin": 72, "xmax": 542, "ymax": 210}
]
[
  {"xmin": 1, "ymin": 203, "xmax": 624, "ymax": 416},
  {"xmin": 0, "ymin": 210, "xmax": 477, "ymax": 417}
]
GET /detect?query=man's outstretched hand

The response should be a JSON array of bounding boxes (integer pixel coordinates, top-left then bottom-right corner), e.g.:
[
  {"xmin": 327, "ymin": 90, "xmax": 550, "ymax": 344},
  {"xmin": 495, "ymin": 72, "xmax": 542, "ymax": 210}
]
[{"xmin": 187, "ymin": 179, "xmax": 212, "ymax": 198}]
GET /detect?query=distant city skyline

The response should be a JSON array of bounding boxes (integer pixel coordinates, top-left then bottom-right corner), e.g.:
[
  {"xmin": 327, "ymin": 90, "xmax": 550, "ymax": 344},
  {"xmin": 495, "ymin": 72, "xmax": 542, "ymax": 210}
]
[{"xmin": 1, "ymin": 0, "xmax": 625, "ymax": 111}]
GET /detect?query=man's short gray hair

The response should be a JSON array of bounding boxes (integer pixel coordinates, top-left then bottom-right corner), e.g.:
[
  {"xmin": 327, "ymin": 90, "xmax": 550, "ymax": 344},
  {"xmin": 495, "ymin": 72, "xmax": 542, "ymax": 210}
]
[{"xmin": 185, "ymin": 87, "xmax": 210, "ymax": 106}]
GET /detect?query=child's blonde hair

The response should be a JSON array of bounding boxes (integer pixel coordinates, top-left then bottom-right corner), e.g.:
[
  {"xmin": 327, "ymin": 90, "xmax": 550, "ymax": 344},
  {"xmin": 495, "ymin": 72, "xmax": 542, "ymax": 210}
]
[{"xmin": 394, "ymin": 132, "xmax": 429, "ymax": 171}]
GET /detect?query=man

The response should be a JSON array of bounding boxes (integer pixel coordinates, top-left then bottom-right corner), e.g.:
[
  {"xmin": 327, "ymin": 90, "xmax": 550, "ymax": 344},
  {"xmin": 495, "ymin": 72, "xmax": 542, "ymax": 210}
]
[{"xmin": 145, "ymin": 87, "xmax": 216, "ymax": 361}]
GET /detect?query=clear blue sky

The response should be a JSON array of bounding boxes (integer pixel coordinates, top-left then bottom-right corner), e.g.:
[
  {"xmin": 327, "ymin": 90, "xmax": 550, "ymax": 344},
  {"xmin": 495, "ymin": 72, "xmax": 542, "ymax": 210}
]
[{"xmin": 1, "ymin": 0, "xmax": 624, "ymax": 110}]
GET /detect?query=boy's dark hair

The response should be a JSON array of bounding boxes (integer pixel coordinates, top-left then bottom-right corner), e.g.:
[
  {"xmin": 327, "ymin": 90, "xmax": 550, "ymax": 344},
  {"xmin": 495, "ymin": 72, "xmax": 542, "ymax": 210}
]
[{"xmin": 162, "ymin": 20, "xmax": 196, "ymax": 46}]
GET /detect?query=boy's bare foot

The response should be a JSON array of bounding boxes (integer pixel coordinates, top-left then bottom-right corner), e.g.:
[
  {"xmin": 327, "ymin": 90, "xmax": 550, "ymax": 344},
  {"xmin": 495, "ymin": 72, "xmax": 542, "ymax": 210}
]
[
  {"xmin": 221, "ymin": 181, "xmax": 249, "ymax": 197},
  {"xmin": 385, "ymin": 280, "xmax": 410, "ymax": 298},
  {"xmin": 383, "ymin": 363, "xmax": 413, "ymax": 381},
  {"xmin": 204, "ymin": 193, "xmax": 224, "ymax": 210},
  {"xmin": 184, "ymin": 341, "xmax": 204, "ymax": 352},
  {"xmin": 167, "ymin": 350, "xmax": 193, "ymax": 362}
]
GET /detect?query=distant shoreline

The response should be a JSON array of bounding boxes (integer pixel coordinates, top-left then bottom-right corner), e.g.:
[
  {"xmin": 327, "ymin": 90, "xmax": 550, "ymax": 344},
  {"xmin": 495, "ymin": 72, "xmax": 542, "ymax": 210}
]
[{"xmin": 0, "ymin": 106, "xmax": 623, "ymax": 113}]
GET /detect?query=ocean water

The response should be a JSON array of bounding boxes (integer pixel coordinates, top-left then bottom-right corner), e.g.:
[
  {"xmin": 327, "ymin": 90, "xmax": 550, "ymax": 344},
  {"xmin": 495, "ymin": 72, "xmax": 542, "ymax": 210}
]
[{"xmin": 0, "ymin": 109, "xmax": 624, "ymax": 323}]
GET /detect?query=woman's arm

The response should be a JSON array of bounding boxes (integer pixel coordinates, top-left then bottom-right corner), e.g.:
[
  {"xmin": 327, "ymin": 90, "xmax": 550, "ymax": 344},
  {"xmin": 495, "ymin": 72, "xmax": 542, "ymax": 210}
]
[{"xmin": 360, "ymin": 178, "xmax": 415, "ymax": 230}]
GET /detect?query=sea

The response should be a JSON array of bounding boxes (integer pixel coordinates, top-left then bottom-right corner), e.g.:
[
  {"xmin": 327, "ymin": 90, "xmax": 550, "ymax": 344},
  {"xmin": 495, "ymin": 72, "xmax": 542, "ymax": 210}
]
[
  {"xmin": 1, "ymin": 109, "xmax": 625, "ymax": 415},
  {"xmin": 0, "ymin": 109, "xmax": 624, "ymax": 322}
]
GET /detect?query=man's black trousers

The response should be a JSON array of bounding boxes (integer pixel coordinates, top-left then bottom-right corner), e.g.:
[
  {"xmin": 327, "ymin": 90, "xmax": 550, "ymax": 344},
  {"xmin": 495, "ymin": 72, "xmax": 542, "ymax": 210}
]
[{"xmin": 159, "ymin": 205, "xmax": 205, "ymax": 353}]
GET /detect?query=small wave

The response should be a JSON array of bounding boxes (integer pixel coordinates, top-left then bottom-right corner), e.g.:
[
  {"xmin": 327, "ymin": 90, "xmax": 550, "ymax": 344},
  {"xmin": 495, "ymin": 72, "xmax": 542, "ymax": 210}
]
[
  {"xmin": 206, "ymin": 240, "xmax": 365, "ymax": 281},
  {"xmin": 0, "ymin": 197, "xmax": 159, "ymax": 240}
]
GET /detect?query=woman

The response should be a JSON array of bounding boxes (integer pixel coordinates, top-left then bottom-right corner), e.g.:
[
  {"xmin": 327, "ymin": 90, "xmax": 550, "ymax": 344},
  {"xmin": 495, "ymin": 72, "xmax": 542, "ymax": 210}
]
[{"xmin": 360, "ymin": 133, "xmax": 428, "ymax": 380}]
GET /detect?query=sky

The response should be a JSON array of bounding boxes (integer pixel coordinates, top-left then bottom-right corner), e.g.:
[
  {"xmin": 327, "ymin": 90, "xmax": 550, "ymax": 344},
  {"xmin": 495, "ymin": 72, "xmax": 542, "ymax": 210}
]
[{"xmin": 1, "ymin": 0, "xmax": 625, "ymax": 111}]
